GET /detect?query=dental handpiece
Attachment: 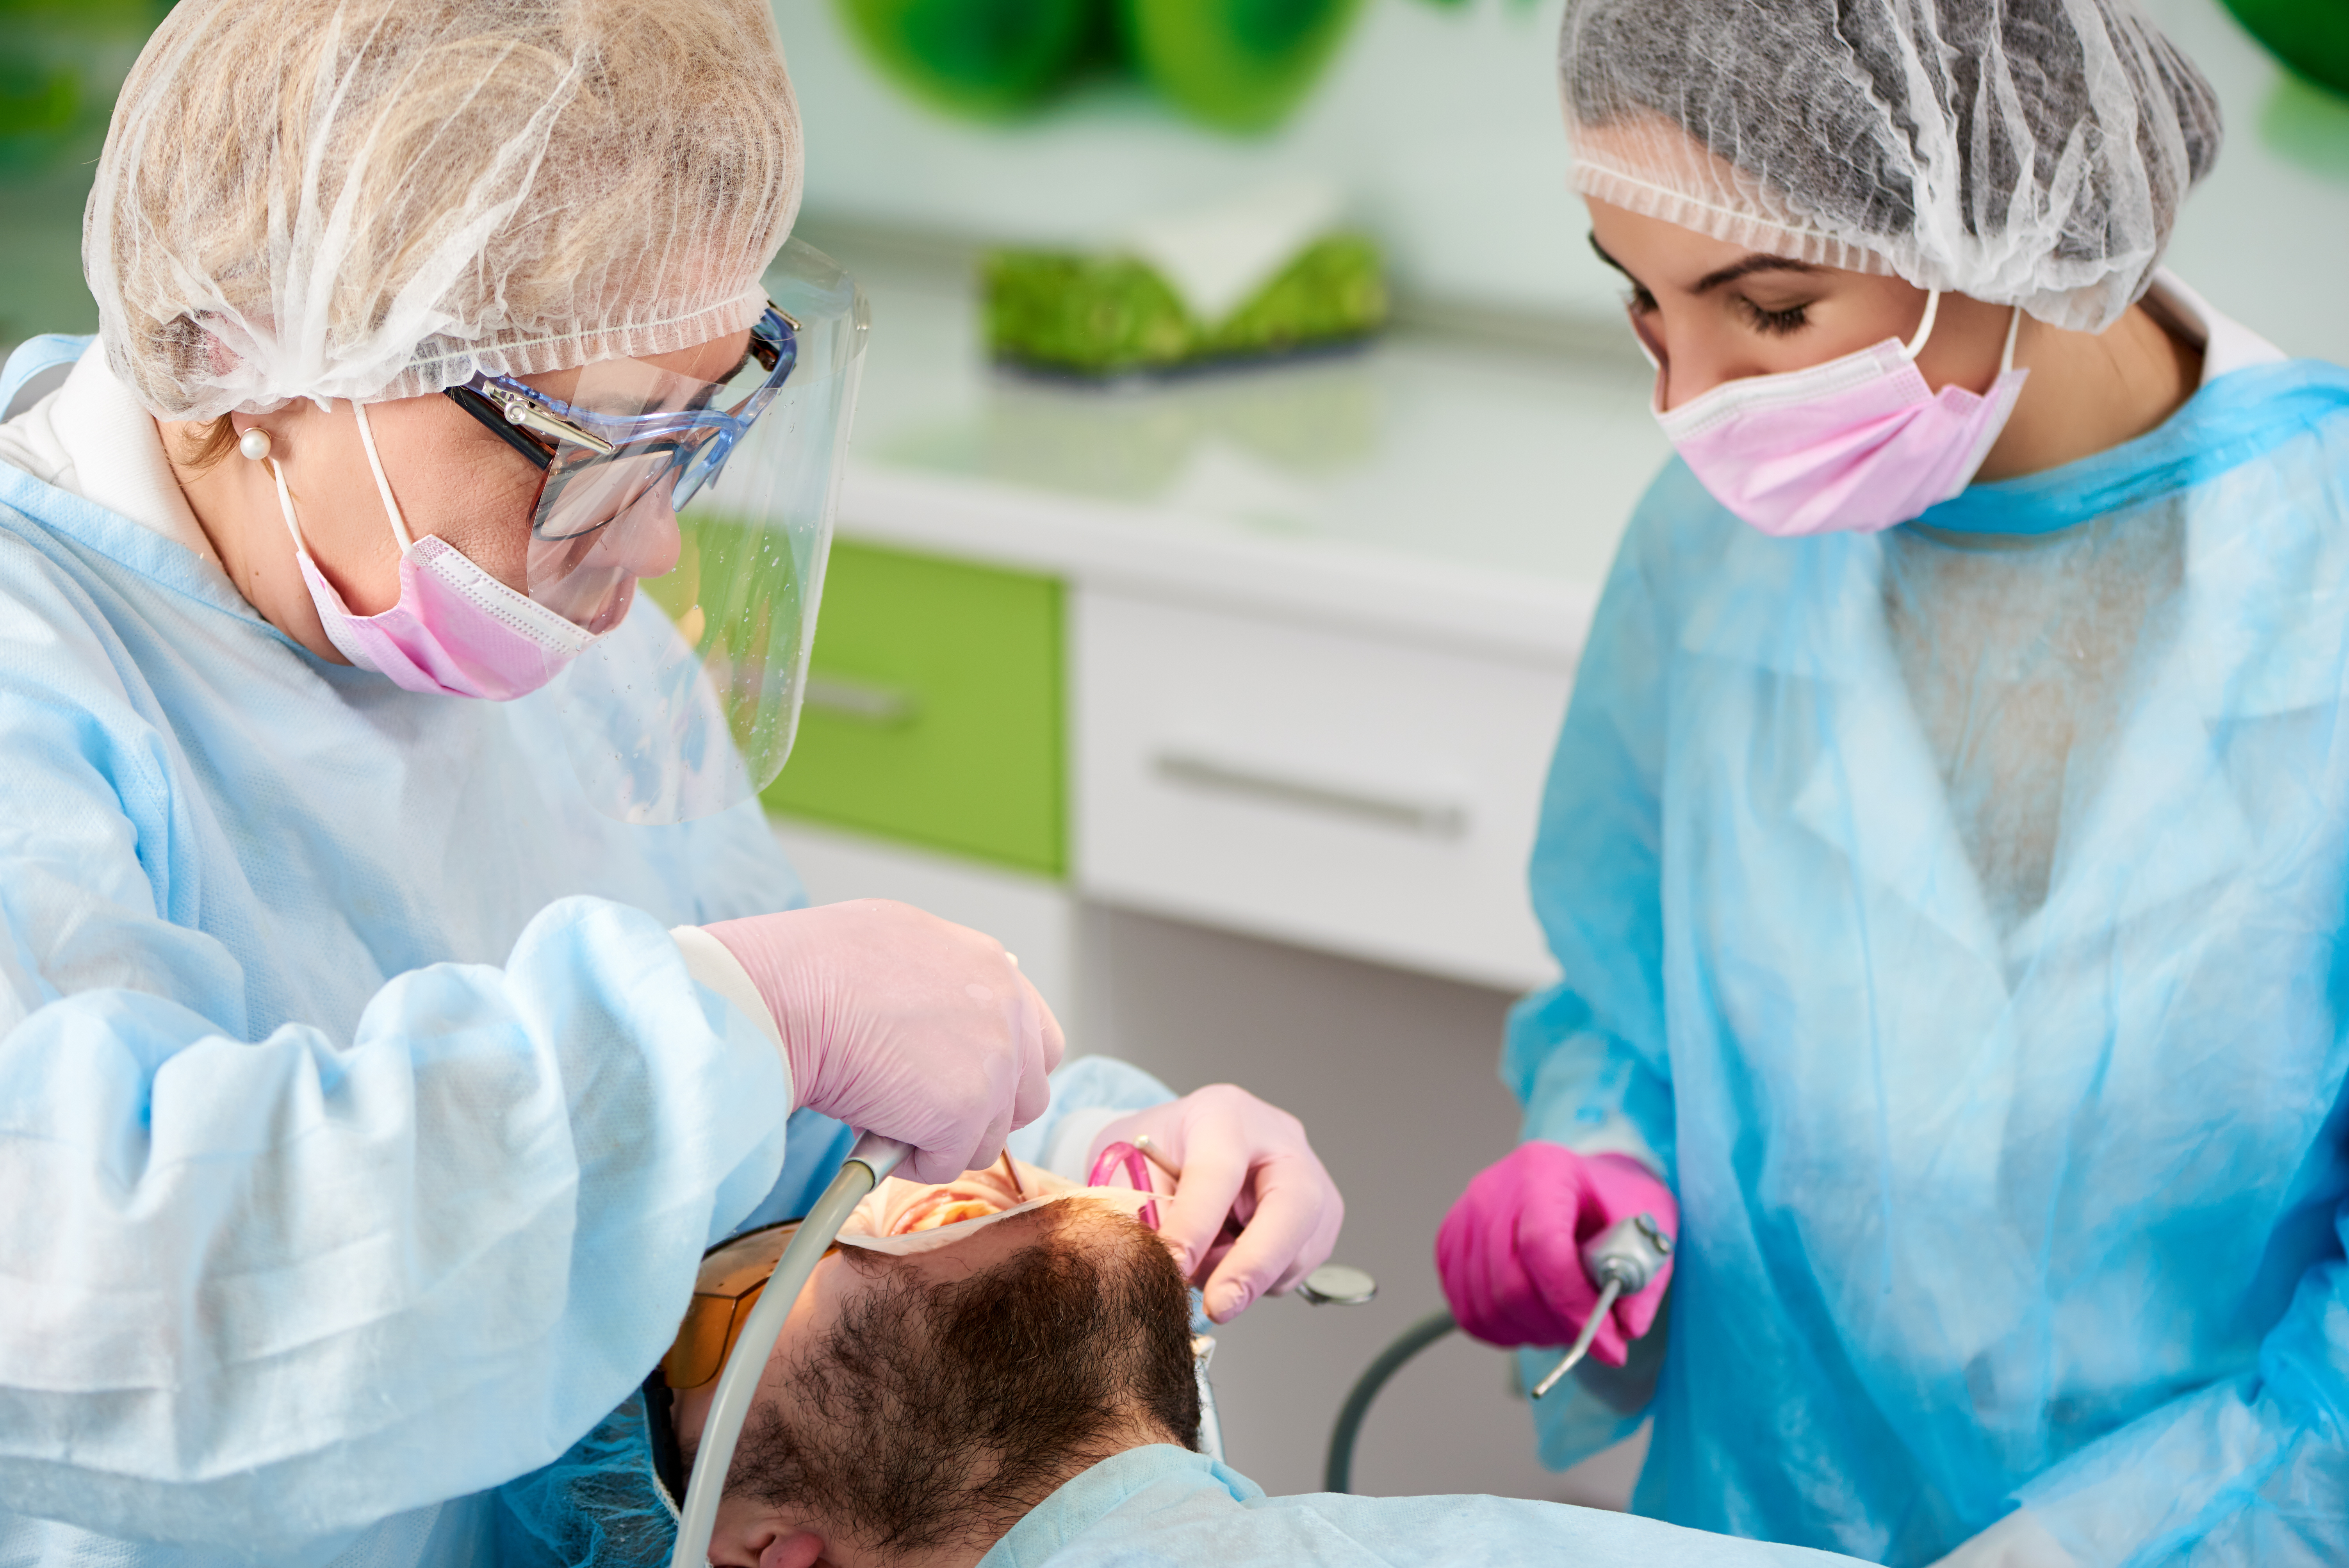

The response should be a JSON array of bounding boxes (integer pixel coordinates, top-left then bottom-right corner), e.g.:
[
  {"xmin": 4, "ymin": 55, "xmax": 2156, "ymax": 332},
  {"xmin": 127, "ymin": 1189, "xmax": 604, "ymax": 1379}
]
[{"xmin": 1529, "ymin": 1212, "xmax": 1672, "ymax": 1400}]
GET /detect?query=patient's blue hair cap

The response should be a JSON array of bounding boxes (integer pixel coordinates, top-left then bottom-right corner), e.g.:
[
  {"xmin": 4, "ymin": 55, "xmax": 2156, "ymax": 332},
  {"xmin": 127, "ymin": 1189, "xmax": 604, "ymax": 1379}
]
[{"xmin": 496, "ymin": 1388, "xmax": 679, "ymax": 1568}]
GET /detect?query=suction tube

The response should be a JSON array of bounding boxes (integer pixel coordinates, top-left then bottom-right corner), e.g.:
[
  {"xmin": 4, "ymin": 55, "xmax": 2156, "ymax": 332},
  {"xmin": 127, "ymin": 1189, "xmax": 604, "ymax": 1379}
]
[{"xmin": 669, "ymin": 1131, "xmax": 913, "ymax": 1568}]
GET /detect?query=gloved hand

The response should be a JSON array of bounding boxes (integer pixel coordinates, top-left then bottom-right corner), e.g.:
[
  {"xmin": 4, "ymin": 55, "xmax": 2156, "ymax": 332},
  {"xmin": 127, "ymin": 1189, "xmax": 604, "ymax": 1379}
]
[
  {"xmin": 1089, "ymin": 1084, "xmax": 1344, "ymax": 1324},
  {"xmin": 704, "ymin": 900, "xmax": 1064, "ymax": 1184},
  {"xmin": 1435, "ymin": 1142, "xmax": 1677, "ymax": 1366}
]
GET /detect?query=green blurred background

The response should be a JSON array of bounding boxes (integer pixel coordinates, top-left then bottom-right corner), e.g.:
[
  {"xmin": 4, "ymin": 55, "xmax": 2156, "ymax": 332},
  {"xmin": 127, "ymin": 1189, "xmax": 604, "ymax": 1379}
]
[
  {"xmin": 0, "ymin": 1, "xmax": 170, "ymax": 345},
  {"xmin": 831, "ymin": 0, "xmax": 1369, "ymax": 132}
]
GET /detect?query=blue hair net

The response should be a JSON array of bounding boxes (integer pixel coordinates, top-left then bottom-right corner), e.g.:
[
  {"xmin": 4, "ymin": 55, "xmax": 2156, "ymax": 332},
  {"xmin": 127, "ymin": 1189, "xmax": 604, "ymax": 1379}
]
[{"xmin": 496, "ymin": 1390, "xmax": 679, "ymax": 1568}]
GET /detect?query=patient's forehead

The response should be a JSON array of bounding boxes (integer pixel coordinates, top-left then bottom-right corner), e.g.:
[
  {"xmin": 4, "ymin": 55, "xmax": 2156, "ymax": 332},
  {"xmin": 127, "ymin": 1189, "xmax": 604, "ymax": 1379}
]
[
  {"xmin": 840, "ymin": 1196, "xmax": 1119, "ymax": 1286},
  {"xmin": 804, "ymin": 1201, "xmax": 1085, "ymax": 1338},
  {"xmin": 847, "ymin": 1213, "xmax": 1029, "ymax": 1283}
]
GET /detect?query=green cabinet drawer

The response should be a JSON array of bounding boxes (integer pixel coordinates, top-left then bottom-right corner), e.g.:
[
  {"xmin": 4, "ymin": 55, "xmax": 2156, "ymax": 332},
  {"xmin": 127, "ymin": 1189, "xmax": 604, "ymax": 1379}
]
[{"xmin": 763, "ymin": 540, "xmax": 1065, "ymax": 875}]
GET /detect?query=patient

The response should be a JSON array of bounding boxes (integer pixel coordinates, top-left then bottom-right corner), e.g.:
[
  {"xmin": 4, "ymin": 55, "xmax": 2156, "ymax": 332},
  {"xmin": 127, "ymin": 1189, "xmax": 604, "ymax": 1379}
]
[
  {"xmin": 661, "ymin": 1187, "xmax": 1862, "ymax": 1568},
  {"xmin": 676, "ymin": 1198, "xmax": 1193, "ymax": 1567}
]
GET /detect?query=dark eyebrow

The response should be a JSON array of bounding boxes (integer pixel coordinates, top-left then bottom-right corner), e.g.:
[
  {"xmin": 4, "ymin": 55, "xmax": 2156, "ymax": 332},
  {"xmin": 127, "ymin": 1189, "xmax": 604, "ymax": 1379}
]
[
  {"xmin": 1590, "ymin": 232, "xmax": 1821, "ymax": 296},
  {"xmin": 1692, "ymin": 254, "xmax": 1822, "ymax": 294}
]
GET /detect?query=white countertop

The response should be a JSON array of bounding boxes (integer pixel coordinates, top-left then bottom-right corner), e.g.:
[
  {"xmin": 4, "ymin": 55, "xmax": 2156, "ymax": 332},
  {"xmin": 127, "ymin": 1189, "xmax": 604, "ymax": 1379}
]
[{"xmin": 829, "ymin": 245, "xmax": 1670, "ymax": 666}]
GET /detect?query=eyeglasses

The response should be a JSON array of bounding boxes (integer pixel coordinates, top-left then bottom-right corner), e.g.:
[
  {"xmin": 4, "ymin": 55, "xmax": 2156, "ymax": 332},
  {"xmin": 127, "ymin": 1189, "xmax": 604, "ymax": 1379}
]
[{"xmin": 443, "ymin": 303, "xmax": 800, "ymax": 544}]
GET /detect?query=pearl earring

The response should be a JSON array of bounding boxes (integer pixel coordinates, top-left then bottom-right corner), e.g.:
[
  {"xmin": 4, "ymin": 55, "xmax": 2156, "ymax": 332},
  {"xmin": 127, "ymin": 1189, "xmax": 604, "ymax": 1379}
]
[{"xmin": 238, "ymin": 427, "xmax": 273, "ymax": 462}]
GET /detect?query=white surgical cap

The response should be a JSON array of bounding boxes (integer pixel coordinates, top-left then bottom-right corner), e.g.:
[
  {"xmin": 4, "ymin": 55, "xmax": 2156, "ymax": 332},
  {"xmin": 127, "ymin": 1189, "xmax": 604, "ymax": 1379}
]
[
  {"xmin": 1560, "ymin": 0, "xmax": 2222, "ymax": 332},
  {"xmin": 89, "ymin": 0, "xmax": 804, "ymax": 421}
]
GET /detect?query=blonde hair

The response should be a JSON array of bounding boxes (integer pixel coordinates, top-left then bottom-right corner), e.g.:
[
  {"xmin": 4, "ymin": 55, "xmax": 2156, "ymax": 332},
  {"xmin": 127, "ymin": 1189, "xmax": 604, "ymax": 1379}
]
[{"xmin": 90, "ymin": 0, "xmax": 802, "ymax": 420}]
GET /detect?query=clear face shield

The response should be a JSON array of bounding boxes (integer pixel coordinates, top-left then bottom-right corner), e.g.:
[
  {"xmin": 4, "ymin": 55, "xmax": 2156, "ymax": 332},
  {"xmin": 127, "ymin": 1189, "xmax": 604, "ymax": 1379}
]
[{"xmin": 445, "ymin": 239, "xmax": 868, "ymax": 823}]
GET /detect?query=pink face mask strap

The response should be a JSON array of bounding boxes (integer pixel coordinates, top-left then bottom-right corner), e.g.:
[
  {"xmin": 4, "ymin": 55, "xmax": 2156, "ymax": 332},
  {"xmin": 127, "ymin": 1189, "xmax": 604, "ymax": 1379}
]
[
  {"xmin": 348, "ymin": 399, "xmax": 417, "ymax": 554},
  {"xmin": 1902, "ymin": 289, "xmax": 1943, "ymax": 361},
  {"xmin": 1900, "ymin": 293, "xmax": 2022, "ymax": 373},
  {"xmin": 264, "ymin": 453, "xmax": 307, "ymax": 555}
]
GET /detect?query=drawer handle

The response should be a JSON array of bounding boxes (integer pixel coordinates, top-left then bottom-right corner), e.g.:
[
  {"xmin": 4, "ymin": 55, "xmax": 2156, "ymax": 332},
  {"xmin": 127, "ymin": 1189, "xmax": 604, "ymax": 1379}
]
[
  {"xmin": 1152, "ymin": 751, "xmax": 1469, "ymax": 839},
  {"xmin": 802, "ymin": 673, "xmax": 918, "ymax": 726}
]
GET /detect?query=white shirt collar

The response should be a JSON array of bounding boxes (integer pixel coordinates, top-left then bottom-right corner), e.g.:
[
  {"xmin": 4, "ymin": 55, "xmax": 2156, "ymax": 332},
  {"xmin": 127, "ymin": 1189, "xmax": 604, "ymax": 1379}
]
[
  {"xmin": 2141, "ymin": 269, "xmax": 2288, "ymax": 383},
  {"xmin": 0, "ymin": 339, "xmax": 223, "ymax": 568}
]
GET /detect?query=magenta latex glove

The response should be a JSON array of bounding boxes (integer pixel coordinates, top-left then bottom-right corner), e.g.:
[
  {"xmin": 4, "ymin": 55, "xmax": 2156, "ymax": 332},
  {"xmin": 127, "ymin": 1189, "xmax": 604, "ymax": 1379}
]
[
  {"xmin": 1435, "ymin": 1142, "xmax": 1677, "ymax": 1366},
  {"xmin": 1089, "ymin": 1084, "xmax": 1344, "ymax": 1323},
  {"xmin": 704, "ymin": 900, "xmax": 1064, "ymax": 1184}
]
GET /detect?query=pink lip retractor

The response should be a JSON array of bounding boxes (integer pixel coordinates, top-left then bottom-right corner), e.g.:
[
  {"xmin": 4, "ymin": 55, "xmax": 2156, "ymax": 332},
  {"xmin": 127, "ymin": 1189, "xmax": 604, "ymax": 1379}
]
[{"xmin": 1088, "ymin": 1140, "xmax": 1161, "ymax": 1230}]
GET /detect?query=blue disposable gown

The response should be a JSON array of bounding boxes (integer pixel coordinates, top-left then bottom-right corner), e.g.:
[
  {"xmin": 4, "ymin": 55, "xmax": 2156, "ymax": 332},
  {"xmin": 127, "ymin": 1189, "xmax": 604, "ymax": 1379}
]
[
  {"xmin": 0, "ymin": 338, "xmax": 803, "ymax": 1563},
  {"xmin": 980, "ymin": 1445, "xmax": 1862, "ymax": 1567},
  {"xmin": 1510, "ymin": 357, "xmax": 2349, "ymax": 1565},
  {"xmin": 498, "ymin": 1417, "xmax": 1862, "ymax": 1568}
]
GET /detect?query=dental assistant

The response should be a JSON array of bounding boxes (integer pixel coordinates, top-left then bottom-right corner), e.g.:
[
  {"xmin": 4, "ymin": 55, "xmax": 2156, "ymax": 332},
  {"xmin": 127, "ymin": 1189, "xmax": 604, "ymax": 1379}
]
[
  {"xmin": 1435, "ymin": 1, "xmax": 2349, "ymax": 1564},
  {"xmin": 0, "ymin": 2, "xmax": 1339, "ymax": 1563}
]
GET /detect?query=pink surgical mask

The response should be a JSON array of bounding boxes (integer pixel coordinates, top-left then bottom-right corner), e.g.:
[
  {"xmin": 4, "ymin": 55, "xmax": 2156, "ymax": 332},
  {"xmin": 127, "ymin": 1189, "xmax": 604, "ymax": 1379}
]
[
  {"xmin": 262, "ymin": 401, "xmax": 599, "ymax": 700},
  {"xmin": 1648, "ymin": 292, "xmax": 2028, "ymax": 537}
]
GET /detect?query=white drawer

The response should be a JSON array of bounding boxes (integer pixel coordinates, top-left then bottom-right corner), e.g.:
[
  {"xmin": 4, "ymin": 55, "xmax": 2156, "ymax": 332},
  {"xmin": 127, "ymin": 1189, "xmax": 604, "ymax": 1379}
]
[{"xmin": 1073, "ymin": 589, "xmax": 1571, "ymax": 992}]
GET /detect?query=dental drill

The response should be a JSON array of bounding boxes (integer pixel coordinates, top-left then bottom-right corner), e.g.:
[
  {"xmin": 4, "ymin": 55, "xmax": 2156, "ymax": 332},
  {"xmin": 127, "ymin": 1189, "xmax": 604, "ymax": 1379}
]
[{"xmin": 1530, "ymin": 1212, "xmax": 1672, "ymax": 1399}]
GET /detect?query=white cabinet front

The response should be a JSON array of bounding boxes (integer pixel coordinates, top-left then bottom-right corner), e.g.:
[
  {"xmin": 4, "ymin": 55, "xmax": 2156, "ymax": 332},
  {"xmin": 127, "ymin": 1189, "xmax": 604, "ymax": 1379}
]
[{"xmin": 1073, "ymin": 588, "xmax": 1572, "ymax": 993}]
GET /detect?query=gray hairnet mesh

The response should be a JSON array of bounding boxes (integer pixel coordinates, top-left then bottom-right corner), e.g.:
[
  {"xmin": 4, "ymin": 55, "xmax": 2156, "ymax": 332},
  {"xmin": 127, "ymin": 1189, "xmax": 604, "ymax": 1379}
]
[
  {"xmin": 1559, "ymin": 0, "xmax": 2222, "ymax": 332},
  {"xmin": 88, "ymin": 0, "xmax": 803, "ymax": 421}
]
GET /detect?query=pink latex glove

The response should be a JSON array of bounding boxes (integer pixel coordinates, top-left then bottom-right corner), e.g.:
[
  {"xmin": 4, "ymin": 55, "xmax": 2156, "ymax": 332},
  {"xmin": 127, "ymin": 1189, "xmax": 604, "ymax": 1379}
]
[
  {"xmin": 1089, "ymin": 1084, "xmax": 1344, "ymax": 1324},
  {"xmin": 1435, "ymin": 1142, "xmax": 1677, "ymax": 1366},
  {"xmin": 704, "ymin": 900, "xmax": 1064, "ymax": 1184}
]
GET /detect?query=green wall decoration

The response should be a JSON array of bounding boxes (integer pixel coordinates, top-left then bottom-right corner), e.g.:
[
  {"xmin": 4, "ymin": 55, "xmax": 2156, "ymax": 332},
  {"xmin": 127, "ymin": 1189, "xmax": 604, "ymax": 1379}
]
[
  {"xmin": 2222, "ymin": 0, "xmax": 2349, "ymax": 98},
  {"xmin": 830, "ymin": 0, "xmax": 1105, "ymax": 118},
  {"xmin": 1119, "ymin": 0, "xmax": 1367, "ymax": 134},
  {"xmin": 829, "ymin": 0, "xmax": 1366, "ymax": 134}
]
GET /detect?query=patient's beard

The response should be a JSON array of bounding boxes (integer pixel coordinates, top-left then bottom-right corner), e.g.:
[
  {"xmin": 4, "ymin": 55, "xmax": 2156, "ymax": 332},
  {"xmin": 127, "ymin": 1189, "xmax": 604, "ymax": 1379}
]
[{"xmin": 717, "ymin": 1203, "xmax": 1200, "ymax": 1559}]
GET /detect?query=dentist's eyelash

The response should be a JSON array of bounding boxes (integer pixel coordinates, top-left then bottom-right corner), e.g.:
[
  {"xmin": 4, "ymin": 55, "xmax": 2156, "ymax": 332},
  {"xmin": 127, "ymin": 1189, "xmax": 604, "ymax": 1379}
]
[{"xmin": 1739, "ymin": 296, "xmax": 1810, "ymax": 335}]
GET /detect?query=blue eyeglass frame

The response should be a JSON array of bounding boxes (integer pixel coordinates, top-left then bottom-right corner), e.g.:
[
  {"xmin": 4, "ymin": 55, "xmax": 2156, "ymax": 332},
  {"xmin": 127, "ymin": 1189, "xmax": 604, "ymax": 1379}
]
[{"xmin": 443, "ymin": 303, "xmax": 800, "ymax": 541}]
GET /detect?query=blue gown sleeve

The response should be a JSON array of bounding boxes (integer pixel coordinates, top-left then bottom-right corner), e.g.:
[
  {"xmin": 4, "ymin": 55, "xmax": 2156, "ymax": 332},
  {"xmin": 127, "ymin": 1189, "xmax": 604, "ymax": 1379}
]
[
  {"xmin": 2009, "ymin": 1181, "xmax": 2349, "ymax": 1564},
  {"xmin": 1498, "ymin": 471, "xmax": 1694, "ymax": 1471},
  {"xmin": 1005, "ymin": 1054, "xmax": 1179, "ymax": 1174},
  {"xmin": 1504, "ymin": 471, "xmax": 1686, "ymax": 1181},
  {"xmin": 0, "ymin": 546, "xmax": 793, "ymax": 1553}
]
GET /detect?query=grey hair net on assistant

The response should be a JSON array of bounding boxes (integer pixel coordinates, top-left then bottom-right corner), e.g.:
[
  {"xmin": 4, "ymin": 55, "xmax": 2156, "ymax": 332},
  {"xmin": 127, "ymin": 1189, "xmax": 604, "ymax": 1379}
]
[
  {"xmin": 1560, "ymin": 0, "xmax": 2222, "ymax": 332},
  {"xmin": 89, "ymin": 0, "xmax": 803, "ymax": 421}
]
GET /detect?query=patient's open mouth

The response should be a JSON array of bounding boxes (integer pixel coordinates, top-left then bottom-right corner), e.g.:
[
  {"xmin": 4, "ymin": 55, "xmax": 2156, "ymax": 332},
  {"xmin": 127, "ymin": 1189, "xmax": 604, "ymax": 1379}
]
[{"xmin": 889, "ymin": 1183, "xmax": 1009, "ymax": 1234}]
